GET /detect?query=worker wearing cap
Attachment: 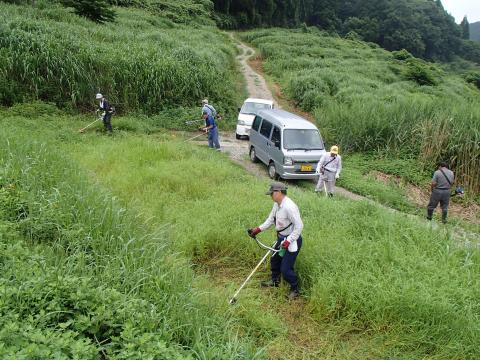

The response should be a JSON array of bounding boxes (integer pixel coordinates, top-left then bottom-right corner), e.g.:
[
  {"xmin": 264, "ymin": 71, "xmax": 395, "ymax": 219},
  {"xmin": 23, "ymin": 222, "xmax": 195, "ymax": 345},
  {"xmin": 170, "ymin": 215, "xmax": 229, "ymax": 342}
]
[
  {"xmin": 201, "ymin": 110, "xmax": 221, "ymax": 150},
  {"xmin": 248, "ymin": 182, "xmax": 304, "ymax": 300},
  {"xmin": 427, "ymin": 161, "xmax": 454, "ymax": 224},
  {"xmin": 315, "ymin": 145, "xmax": 342, "ymax": 197},
  {"xmin": 96, "ymin": 93, "xmax": 113, "ymax": 134},
  {"xmin": 201, "ymin": 99, "xmax": 216, "ymax": 117}
]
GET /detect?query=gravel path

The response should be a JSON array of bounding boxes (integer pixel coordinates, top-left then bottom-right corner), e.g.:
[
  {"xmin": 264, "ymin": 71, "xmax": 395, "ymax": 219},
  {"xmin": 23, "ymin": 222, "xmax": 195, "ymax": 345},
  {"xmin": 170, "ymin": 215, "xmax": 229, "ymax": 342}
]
[{"xmin": 193, "ymin": 34, "xmax": 479, "ymax": 244}]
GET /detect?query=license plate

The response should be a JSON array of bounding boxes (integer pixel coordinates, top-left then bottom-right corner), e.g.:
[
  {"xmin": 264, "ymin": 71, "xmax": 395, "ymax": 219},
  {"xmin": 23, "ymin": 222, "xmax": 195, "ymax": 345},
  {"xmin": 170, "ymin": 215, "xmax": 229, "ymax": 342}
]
[{"xmin": 300, "ymin": 165, "xmax": 312, "ymax": 172}]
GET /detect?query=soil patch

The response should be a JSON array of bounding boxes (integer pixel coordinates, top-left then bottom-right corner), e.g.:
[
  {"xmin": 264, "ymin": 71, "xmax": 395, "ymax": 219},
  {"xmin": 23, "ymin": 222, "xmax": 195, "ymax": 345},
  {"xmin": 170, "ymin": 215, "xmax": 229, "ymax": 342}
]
[{"xmin": 370, "ymin": 170, "xmax": 480, "ymax": 224}]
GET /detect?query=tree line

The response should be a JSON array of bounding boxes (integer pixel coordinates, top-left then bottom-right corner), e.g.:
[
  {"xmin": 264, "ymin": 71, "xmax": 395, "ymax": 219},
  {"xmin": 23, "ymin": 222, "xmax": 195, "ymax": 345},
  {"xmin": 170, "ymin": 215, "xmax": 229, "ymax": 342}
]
[{"xmin": 213, "ymin": 0, "xmax": 480, "ymax": 63}]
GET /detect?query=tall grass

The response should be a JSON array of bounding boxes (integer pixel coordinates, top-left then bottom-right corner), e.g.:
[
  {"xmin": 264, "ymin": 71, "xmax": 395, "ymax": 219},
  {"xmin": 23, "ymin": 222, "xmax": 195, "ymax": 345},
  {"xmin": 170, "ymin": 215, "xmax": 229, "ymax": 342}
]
[
  {"xmin": 66, "ymin": 125, "xmax": 480, "ymax": 358},
  {"xmin": 2, "ymin": 112, "xmax": 480, "ymax": 357},
  {"xmin": 0, "ymin": 2, "xmax": 238, "ymax": 116},
  {"xmin": 0, "ymin": 118, "xmax": 266, "ymax": 358},
  {"xmin": 240, "ymin": 28, "xmax": 480, "ymax": 195}
]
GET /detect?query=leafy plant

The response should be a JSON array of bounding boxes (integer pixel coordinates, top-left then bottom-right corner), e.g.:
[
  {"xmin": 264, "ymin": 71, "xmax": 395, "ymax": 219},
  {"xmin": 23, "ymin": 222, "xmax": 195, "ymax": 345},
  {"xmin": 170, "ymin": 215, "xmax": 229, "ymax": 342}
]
[{"xmin": 60, "ymin": 0, "xmax": 116, "ymax": 23}]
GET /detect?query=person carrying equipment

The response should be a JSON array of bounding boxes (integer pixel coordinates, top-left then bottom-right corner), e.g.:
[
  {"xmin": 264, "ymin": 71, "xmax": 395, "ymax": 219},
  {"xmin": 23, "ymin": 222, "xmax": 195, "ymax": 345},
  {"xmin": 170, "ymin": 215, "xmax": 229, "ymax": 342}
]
[
  {"xmin": 427, "ymin": 161, "xmax": 454, "ymax": 224},
  {"xmin": 248, "ymin": 182, "xmax": 304, "ymax": 300},
  {"xmin": 201, "ymin": 99, "xmax": 216, "ymax": 117},
  {"xmin": 96, "ymin": 93, "xmax": 114, "ymax": 134},
  {"xmin": 315, "ymin": 145, "xmax": 342, "ymax": 197}
]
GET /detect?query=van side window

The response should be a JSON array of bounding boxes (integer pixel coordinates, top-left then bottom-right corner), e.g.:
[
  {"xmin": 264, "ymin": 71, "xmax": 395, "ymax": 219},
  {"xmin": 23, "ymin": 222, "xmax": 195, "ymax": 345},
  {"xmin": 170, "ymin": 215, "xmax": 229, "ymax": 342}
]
[
  {"xmin": 259, "ymin": 120, "xmax": 273, "ymax": 139},
  {"xmin": 271, "ymin": 126, "xmax": 281, "ymax": 146},
  {"xmin": 252, "ymin": 116, "xmax": 262, "ymax": 132}
]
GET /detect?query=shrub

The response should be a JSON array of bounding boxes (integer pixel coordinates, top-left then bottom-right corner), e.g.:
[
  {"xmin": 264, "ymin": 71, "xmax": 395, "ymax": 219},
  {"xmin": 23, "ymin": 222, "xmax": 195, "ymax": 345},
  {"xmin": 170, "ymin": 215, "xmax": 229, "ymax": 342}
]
[
  {"xmin": 60, "ymin": 0, "xmax": 116, "ymax": 23},
  {"xmin": 465, "ymin": 71, "xmax": 480, "ymax": 89},
  {"xmin": 403, "ymin": 59, "xmax": 438, "ymax": 86}
]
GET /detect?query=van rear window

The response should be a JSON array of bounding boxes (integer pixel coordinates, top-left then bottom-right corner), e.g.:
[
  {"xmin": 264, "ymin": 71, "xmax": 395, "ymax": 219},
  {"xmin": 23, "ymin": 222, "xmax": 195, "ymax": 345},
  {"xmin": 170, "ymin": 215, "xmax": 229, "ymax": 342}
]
[{"xmin": 259, "ymin": 120, "xmax": 273, "ymax": 138}]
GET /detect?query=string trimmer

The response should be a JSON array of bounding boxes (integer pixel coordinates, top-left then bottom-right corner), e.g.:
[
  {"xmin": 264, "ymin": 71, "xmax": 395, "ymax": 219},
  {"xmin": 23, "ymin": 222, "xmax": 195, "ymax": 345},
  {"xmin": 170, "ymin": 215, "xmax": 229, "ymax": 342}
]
[{"xmin": 228, "ymin": 233, "xmax": 284, "ymax": 305}]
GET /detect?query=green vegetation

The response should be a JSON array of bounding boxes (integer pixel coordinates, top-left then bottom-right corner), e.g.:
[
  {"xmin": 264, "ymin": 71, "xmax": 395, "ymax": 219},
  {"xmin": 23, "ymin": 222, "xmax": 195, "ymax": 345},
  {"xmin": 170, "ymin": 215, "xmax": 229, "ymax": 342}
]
[
  {"xmin": 240, "ymin": 28, "xmax": 480, "ymax": 196},
  {"xmin": 0, "ymin": 111, "xmax": 264, "ymax": 358},
  {"xmin": 2, "ymin": 110, "xmax": 479, "ymax": 358},
  {"xmin": 214, "ymin": 0, "xmax": 480, "ymax": 63},
  {"xmin": 0, "ymin": 2, "xmax": 238, "ymax": 120}
]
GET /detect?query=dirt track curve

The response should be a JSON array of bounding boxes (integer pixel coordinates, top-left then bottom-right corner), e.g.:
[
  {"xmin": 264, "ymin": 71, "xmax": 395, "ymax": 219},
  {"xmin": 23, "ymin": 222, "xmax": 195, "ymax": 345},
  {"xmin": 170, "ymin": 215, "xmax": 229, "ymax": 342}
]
[{"xmin": 193, "ymin": 34, "xmax": 480, "ymax": 245}]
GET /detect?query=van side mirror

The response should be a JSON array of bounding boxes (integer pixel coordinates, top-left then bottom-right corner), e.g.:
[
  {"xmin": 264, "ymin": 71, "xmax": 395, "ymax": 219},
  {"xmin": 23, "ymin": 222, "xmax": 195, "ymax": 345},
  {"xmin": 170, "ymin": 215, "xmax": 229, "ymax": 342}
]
[
  {"xmin": 238, "ymin": 107, "xmax": 241, "ymax": 112},
  {"xmin": 274, "ymin": 140, "xmax": 281, "ymax": 148}
]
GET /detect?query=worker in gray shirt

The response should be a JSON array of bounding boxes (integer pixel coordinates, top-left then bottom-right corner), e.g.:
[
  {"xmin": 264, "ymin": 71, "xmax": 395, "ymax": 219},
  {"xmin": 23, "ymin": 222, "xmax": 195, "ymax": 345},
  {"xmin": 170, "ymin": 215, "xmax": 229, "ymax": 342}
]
[
  {"xmin": 315, "ymin": 145, "xmax": 342, "ymax": 197},
  {"xmin": 248, "ymin": 182, "xmax": 304, "ymax": 300},
  {"xmin": 427, "ymin": 161, "xmax": 454, "ymax": 224}
]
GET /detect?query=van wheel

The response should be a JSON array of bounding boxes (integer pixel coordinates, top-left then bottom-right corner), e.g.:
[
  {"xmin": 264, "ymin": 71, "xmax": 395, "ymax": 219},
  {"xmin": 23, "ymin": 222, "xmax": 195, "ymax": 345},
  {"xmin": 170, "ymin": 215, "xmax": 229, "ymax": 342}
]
[
  {"xmin": 268, "ymin": 162, "xmax": 279, "ymax": 180},
  {"xmin": 249, "ymin": 147, "xmax": 258, "ymax": 163}
]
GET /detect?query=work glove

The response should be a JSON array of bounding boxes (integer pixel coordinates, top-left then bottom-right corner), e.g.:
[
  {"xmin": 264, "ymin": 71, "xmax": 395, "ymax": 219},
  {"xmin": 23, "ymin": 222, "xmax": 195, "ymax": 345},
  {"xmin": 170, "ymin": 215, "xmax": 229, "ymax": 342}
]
[
  {"xmin": 247, "ymin": 227, "xmax": 261, "ymax": 238},
  {"xmin": 335, "ymin": 174, "xmax": 340, "ymax": 179},
  {"xmin": 281, "ymin": 240, "xmax": 290, "ymax": 249}
]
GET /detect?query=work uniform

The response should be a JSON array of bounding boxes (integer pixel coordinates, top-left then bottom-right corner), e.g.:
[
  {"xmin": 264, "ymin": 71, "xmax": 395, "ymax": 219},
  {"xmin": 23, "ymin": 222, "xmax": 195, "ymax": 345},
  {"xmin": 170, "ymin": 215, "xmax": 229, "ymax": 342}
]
[
  {"xmin": 315, "ymin": 153, "xmax": 342, "ymax": 195},
  {"xmin": 205, "ymin": 114, "xmax": 220, "ymax": 149},
  {"xmin": 99, "ymin": 99, "xmax": 113, "ymax": 133},
  {"xmin": 427, "ymin": 167, "xmax": 454, "ymax": 223},
  {"xmin": 259, "ymin": 196, "xmax": 304, "ymax": 291}
]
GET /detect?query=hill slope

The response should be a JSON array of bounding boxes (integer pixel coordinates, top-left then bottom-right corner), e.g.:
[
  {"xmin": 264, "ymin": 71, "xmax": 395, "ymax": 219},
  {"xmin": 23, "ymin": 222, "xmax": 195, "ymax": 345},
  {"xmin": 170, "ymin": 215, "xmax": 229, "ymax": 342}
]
[
  {"xmin": 0, "ymin": 2, "xmax": 238, "ymax": 116},
  {"xmin": 471, "ymin": 21, "xmax": 480, "ymax": 41},
  {"xmin": 240, "ymin": 28, "xmax": 480, "ymax": 196}
]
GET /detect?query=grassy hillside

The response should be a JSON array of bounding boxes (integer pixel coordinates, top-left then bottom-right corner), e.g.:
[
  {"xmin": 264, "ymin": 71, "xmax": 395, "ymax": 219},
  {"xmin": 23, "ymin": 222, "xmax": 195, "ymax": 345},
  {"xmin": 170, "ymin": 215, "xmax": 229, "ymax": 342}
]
[
  {"xmin": 240, "ymin": 28, "xmax": 480, "ymax": 197},
  {"xmin": 0, "ymin": 1, "xmax": 239, "ymax": 120},
  {"xmin": 2, "ymin": 107, "xmax": 479, "ymax": 358}
]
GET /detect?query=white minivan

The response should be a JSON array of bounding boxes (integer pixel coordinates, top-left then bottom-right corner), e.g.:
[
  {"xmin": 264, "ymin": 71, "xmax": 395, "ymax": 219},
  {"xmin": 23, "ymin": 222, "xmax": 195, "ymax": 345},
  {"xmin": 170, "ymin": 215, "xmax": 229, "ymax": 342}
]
[
  {"xmin": 249, "ymin": 109, "xmax": 326, "ymax": 180},
  {"xmin": 235, "ymin": 98, "xmax": 274, "ymax": 139}
]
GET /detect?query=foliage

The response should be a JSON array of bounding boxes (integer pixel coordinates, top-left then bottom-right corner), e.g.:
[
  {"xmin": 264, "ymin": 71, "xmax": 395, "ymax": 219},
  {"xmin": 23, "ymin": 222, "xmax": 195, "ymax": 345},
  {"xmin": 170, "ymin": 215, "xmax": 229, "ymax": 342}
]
[
  {"xmin": 0, "ymin": 2, "xmax": 238, "ymax": 118},
  {"xmin": 60, "ymin": 0, "xmax": 116, "ymax": 23},
  {"xmin": 240, "ymin": 28, "xmax": 480, "ymax": 195},
  {"xmin": 0, "ymin": 118, "xmax": 264, "ymax": 358},
  {"xmin": 213, "ymin": 0, "xmax": 465, "ymax": 62},
  {"xmin": 461, "ymin": 16, "xmax": 470, "ymax": 40},
  {"xmin": 465, "ymin": 71, "xmax": 480, "ymax": 90},
  {"xmin": 402, "ymin": 58, "xmax": 439, "ymax": 86}
]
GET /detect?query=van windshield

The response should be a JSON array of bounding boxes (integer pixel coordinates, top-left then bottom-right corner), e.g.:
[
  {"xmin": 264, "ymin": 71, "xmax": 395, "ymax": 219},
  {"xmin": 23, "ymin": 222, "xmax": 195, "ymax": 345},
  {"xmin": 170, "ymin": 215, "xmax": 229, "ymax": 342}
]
[
  {"xmin": 283, "ymin": 129, "xmax": 324, "ymax": 150},
  {"xmin": 240, "ymin": 102, "xmax": 272, "ymax": 115}
]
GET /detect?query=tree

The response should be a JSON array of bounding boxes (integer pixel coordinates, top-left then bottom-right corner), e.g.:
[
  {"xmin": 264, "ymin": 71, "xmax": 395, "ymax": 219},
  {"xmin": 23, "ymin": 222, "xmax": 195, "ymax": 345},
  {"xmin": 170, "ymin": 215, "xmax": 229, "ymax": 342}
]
[
  {"xmin": 461, "ymin": 16, "xmax": 470, "ymax": 40},
  {"xmin": 61, "ymin": 0, "xmax": 116, "ymax": 23}
]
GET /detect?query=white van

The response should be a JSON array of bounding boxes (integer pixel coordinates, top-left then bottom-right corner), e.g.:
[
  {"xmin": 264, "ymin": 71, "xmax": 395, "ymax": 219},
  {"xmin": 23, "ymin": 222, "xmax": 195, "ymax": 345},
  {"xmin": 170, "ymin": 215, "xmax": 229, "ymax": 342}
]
[
  {"xmin": 249, "ymin": 109, "xmax": 326, "ymax": 179},
  {"xmin": 236, "ymin": 98, "xmax": 274, "ymax": 139}
]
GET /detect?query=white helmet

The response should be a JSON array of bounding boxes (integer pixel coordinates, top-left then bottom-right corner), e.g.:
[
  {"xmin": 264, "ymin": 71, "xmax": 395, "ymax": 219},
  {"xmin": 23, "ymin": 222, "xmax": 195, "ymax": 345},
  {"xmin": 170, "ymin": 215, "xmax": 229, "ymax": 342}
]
[
  {"xmin": 202, "ymin": 99, "xmax": 208, "ymax": 104},
  {"xmin": 96, "ymin": 93, "xmax": 103, "ymax": 100}
]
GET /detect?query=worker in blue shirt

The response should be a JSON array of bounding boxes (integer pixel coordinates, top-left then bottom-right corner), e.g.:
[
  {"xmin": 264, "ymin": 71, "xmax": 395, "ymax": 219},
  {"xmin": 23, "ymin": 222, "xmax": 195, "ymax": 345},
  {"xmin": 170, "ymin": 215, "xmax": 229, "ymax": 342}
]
[{"xmin": 201, "ymin": 110, "xmax": 221, "ymax": 150}]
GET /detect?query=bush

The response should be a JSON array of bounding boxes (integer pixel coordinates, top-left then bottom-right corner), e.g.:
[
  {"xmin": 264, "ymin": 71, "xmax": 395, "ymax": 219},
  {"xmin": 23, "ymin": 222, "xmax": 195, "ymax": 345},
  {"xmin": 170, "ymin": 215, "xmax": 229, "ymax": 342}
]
[
  {"xmin": 392, "ymin": 49, "xmax": 413, "ymax": 60},
  {"xmin": 60, "ymin": 0, "xmax": 116, "ymax": 23},
  {"xmin": 465, "ymin": 72, "xmax": 480, "ymax": 89},
  {"xmin": 403, "ymin": 59, "xmax": 438, "ymax": 86}
]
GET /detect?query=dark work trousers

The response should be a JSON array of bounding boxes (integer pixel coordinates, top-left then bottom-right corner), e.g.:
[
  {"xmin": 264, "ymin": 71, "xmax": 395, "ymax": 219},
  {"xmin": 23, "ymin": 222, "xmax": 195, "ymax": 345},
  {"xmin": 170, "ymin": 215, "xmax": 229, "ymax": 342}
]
[
  {"xmin": 102, "ymin": 112, "xmax": 113, "ymax": 133},
  {"xmin": 271, "ymin": 235, "xmax": 302, "ymax": 291},
  {"xmin": 208, "ymin": 126, "xmax": 220, "ymax": 149},
  {"xmin": 427, "ymin": 188, "xmax": 450, "ymax": 223}
]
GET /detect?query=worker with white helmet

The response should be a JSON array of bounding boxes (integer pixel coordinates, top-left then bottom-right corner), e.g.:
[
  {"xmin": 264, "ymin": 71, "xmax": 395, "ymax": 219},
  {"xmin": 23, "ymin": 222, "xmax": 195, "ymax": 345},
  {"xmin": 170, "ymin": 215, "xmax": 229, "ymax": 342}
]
[
  {"xmin": 315, "ymin": 145, "xmax": 342, "ymax": 197},
  {"xmin": 96, "ymin": 93, "xmax": 114, "ymax": 134},
  {"xmin": 201, "ymin": 98, "xmax": 218, "ymax": 119}
]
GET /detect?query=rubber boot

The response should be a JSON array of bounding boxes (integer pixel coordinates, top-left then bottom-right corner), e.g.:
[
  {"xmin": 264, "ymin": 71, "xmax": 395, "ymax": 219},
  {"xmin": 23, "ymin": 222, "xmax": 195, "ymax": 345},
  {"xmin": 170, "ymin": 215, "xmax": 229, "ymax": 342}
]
[
  {"xmin": 261, "ymin": 279, "xmax": 279, "ymax": 288},
  {"xmin": 442, "ymin": 211, "xmax": 448, "ymax": 224},
  {"xmin": 287, "ymin": 289, "xmax": 299, "ymax": 300},
  {"xmin": 427, "ymin": 209, "xmax": 433, "ymax": 221}
]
